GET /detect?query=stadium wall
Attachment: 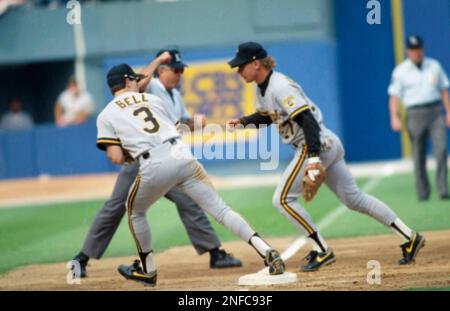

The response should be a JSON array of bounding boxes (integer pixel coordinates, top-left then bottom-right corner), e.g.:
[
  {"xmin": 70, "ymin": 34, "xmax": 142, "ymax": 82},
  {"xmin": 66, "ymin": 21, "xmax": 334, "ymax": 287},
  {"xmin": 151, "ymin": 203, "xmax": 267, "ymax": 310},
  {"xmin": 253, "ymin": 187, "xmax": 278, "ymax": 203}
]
[
  {"xmin": 334, "ymin": 0, "xmax": 401, "ymax": 162},
  {"xmin": 1, "ymin": 1, "xmax": 448, "ymax": 179},
  {"xmin": 0, "ymin": 39, "xmax": 339, "ymax": 179}
]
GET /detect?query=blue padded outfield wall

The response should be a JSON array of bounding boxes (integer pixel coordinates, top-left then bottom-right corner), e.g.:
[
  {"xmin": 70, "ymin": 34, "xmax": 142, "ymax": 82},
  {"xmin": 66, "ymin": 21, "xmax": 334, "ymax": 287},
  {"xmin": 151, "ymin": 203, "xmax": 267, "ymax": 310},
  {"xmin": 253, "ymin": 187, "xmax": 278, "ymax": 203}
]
[
  {"xmin": 335, "ymin": 0, "xmax": 450, "ymax": 162},
  {"xmin": 0, "ymin": 40, "xmax": 339, "ymax": 179},
  {"xmin": 403, "ymin": 0, "xmax": 450, "ymax": 78},
  {"xmin": 334, "ymin": 0, "xmax": 400, "ymax": 162},
  {"xmin": 0, "ymin": 120, "xmax": 116, "ymax": 179}
]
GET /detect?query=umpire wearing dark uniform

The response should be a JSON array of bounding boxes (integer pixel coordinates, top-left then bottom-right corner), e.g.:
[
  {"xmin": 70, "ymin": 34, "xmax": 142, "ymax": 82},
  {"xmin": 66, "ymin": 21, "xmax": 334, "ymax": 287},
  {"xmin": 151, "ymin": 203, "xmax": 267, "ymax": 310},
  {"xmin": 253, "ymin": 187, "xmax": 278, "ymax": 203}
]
[{"xmin": 389, "ymin": 35, "xmax": 450, "ymax": 200}]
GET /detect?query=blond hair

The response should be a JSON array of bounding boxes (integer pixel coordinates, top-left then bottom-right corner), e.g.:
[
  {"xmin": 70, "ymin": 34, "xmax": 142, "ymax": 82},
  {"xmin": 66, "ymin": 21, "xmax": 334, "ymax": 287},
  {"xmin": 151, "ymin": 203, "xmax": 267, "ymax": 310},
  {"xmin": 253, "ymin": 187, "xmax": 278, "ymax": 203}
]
[{"xmin": 260, "ymin": 56, "xmax": 277, "ymax": 70}]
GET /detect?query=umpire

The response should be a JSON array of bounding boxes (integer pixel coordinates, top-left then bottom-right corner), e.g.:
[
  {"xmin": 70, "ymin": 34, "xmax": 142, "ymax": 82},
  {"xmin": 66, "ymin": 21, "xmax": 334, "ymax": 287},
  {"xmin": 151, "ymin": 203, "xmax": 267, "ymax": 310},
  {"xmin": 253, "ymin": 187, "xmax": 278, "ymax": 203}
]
[
  {"xmin": 72, "ymin": 50, "xmax": 241, "ymax": 277},
  {"xmin": 388, "ymin": 35, "xmax": 450, "ymax": 201}
]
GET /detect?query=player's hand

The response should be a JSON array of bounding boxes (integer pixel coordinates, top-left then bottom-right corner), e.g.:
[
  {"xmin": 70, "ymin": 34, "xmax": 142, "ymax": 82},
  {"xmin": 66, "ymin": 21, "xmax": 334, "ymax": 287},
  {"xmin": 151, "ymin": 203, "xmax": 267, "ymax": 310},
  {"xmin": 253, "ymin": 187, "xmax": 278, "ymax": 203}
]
[
  {"xmin": 226, "ymin": 119, "xmax": 242, "ymax": 132},
  {"xmin": 157, "ymin": 51, "xmax": 172, "ymax": 65},
  {"xmin": 390, "ymin": 116, "xmax": 402, "ymax": 132},
  {"xmin": 302, "ymin": 157, "xmax": 326, "ymax": 202},
  {"xmin": 193, "ymin": 114, "xmax": 206, "ymax": 129}
]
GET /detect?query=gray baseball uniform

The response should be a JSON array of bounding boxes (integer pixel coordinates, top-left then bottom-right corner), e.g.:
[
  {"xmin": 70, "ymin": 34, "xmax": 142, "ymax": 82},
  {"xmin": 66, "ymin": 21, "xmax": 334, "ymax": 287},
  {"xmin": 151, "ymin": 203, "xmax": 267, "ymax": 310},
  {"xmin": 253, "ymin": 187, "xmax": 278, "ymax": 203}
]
[
  {"xmin": 81, "ymin": 83, "xmax": 221, "ymax": 259},
  {"xmin": 97, "ymin": 91, "xmax": 275, "ymax": 271},
  {"xmin": 256, "ymin": 71, "xmax": 401, "ymax": 249},
  {"xmin": 81, "ymin": 161, "xmax": 220, "ymax": 259}
]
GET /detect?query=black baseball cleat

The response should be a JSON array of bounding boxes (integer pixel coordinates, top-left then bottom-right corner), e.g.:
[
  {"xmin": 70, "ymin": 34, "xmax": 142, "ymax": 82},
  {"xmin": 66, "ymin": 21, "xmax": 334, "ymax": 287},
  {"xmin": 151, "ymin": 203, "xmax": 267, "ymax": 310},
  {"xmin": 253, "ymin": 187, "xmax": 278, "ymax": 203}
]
[
  {"xmin": 399, "ymin": 232, "xmax": 425, "ymax": 265},
  {"xmin": 72, "ymin": 252, "xmax": 88, "ymax": 278},
  {"xmin": 210, "ymin": 249, "xmax": 243, "ymax": 269},
  {"xmin": 264, "ymin": 249, "xmax": 285, "ymax": 275},
  {"xmin": 118, "ymin": 259, "xmax": 157, "ymax": 286},
  {"xmin": 300, "ymin": 249, "xmax": 336, "ymax": 272}
]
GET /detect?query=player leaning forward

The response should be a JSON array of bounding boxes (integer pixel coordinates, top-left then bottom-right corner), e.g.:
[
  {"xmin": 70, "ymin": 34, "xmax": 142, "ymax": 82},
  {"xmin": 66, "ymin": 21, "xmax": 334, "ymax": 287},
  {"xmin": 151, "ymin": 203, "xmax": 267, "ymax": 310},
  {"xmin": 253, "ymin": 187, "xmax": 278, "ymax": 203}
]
[
  {"xmin": 227, "ymin": 42, "xmax": 425, "ymax": 272},
  {"xmin": 96, "ymin": 63, "xmax": 285, "ymax": 285}
]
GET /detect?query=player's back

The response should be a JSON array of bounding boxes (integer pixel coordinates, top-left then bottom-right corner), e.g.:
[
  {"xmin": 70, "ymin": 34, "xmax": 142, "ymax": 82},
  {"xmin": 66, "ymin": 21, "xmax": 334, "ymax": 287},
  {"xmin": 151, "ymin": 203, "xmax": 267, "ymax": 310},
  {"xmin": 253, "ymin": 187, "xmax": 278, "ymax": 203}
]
[{"xmin": 97, "ymin": 91, "xmax": 180, "ymax": 158}]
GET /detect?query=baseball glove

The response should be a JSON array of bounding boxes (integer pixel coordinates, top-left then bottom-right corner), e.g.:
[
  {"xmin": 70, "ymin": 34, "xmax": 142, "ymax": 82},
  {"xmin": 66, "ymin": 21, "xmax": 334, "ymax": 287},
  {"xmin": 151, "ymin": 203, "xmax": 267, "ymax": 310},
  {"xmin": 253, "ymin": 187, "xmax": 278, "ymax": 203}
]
[{"xmin": 302, "ymin": 157, "xmax": 326, "ymax": 202}]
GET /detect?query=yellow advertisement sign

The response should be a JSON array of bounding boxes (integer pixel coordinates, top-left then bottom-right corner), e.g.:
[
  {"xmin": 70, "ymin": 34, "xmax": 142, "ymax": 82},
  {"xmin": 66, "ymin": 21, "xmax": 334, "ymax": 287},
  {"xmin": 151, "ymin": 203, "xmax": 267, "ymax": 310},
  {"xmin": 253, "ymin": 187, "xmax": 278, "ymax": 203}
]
[
  {"xmin": 181, "ymin": 60, "xmax": 256, "ymax": 144},
  {"xmin": 136, "ymin": 59, "xmax": 257, "ymax": 144},
  {"xmin": 182, "ymin": 60, "xmax": 254, "ymax": 121},
  {"xmin": 180, "ymin": 59, "xmax": 257, "ymax": 144}
]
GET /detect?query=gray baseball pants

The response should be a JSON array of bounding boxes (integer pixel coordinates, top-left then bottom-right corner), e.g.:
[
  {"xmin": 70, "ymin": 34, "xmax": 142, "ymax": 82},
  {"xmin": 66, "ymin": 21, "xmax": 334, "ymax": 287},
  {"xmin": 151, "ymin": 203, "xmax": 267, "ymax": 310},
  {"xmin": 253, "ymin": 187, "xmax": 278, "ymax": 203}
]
[
  {"xmin": 81, "ymin": 158, "xmax": 221, "ymax": 259},
  {"xmin": 126, "ymin": 141, "xmax": 256, "ymax": 255},
  {"xmin": 272, "ymin": 131, "xmax": 398, "ymax": 236},
  {"xmin": 406, "ymin": 103, "xmax": 449, "ymax": 198}
]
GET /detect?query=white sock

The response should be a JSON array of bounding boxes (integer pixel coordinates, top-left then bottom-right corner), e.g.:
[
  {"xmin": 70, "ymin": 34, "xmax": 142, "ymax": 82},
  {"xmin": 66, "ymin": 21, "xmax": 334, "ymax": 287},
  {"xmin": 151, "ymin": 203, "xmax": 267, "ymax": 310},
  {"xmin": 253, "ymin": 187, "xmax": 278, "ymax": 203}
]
[
  {"xmin": 249, "ymin": 234, "xmax": 271, "ymax": 257},
  {"xmin": 145, "ymin": 252, "xmax": 156, "ymax": 273},
  {"xmin": 308, "ymin": 231, "xmax": 329, "ymax": 253},
  {"xmin": 391, "ymin": 218, "xmax": 414, "ymax": 243}
]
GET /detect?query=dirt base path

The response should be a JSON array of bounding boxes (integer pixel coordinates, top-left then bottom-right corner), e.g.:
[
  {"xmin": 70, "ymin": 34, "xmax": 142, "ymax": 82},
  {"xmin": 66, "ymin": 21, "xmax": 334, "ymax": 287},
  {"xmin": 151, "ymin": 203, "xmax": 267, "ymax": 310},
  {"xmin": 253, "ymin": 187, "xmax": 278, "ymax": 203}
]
[{"xmin": 1, "ymin": 230, "xmax": 449, "ymax": 291}]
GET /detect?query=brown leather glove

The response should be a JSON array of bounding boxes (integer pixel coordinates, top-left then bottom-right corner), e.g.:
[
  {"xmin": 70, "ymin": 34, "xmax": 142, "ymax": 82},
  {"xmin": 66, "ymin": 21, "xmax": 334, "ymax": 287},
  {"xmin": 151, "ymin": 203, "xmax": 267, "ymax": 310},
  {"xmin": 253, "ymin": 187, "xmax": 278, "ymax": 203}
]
[{"xmin": 302, "ymin": 157, "xmax": 326, "ymax": 202}]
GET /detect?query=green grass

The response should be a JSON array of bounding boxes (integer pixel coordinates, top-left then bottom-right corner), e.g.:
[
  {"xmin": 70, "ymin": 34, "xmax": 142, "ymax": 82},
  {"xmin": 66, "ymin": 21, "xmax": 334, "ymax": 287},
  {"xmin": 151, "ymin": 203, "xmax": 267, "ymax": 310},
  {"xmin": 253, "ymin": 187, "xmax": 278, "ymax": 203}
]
[
  {"xmin": 406, "ymin": 287, "xmax": 450, "ymax": 291},
  {"xmin": 0, "ymin": 171, "xmax": 449, "ymax": 276}
]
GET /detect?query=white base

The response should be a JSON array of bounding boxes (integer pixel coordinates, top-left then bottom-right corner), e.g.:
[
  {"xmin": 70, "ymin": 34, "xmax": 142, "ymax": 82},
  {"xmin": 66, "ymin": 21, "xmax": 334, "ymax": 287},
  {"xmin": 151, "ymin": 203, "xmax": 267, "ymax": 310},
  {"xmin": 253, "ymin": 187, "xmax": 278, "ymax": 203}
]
[{"xmin": 238, "ymin": 271, "xmax": 298, "ymax": 286}]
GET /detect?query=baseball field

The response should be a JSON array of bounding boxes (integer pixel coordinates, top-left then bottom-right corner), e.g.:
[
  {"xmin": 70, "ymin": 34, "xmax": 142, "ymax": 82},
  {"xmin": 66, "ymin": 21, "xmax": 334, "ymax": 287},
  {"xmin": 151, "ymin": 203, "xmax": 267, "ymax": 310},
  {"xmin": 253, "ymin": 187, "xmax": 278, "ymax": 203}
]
[{"xmin": 0, "ymin": 161, "xmax": 449, "ymax": 291}]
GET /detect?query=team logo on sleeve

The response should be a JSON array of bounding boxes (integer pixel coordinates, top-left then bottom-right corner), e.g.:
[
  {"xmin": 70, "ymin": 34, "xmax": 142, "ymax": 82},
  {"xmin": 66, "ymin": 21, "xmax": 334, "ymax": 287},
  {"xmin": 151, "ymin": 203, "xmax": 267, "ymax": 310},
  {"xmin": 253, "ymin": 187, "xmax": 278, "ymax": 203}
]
[
  {"xmin": 428, "ymin": 73, "xmax": 438, "ymax": 85},
  {"xmin": 282, "ymin": 96, "xmax": 296, "ymax": 108}
]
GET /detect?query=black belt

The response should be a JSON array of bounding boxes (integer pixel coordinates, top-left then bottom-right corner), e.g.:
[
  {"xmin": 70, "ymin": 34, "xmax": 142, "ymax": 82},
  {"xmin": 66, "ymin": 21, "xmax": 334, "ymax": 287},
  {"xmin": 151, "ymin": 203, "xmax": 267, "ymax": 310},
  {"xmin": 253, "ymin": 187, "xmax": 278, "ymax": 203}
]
[
  {"xmin": 140, "ymin": 138, "xmax": 178, "ymax": 160},
  {"xmin": 407, "ymin": 100, "xmax": 440, "ymax": 110}
]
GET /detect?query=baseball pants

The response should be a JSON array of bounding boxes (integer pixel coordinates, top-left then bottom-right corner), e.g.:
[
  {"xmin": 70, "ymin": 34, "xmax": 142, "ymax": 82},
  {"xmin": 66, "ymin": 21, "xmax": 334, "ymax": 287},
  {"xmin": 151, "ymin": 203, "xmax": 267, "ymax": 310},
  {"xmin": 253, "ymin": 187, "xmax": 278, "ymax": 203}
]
[
  {"xmin": 81, "ymin": 161, "xmax": 221, "ymax": 259},
  {"xmin": 127, "ymin": 141, "xmax": 256, "ymax": 255},
  {"xmin": 406, "ymin": 103, "xmax": 449, "ymax": 198},
  {"xmin": 272, "ymin": 131, "xmax": 398, "ymax": 237}
]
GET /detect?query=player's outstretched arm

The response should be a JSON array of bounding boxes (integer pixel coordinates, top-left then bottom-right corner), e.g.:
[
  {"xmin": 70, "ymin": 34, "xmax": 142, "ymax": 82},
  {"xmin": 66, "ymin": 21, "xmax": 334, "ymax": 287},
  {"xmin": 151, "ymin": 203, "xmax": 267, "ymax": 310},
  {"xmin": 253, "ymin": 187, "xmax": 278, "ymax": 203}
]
[
  {"xmin": 226, "ymin": 118, "xmax": 243, "ymax": 132},
  {"xmin": 138, "ymin": 51, "xmax": 172, "ymax": 92},
  {"xmin": 226, "ymin": 112, "xmax": 272, "ymax": 131},
  {"xmin": 184, "ymin": 114, "xmax": 206, "ymax": 131}
]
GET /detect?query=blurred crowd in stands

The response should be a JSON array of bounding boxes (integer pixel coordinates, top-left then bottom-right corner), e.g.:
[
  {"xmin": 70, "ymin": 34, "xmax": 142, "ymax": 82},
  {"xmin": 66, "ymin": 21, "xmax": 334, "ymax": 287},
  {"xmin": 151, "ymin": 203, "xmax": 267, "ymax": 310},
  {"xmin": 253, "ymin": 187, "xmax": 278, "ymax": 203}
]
[
  {"xmin": 0, "ymin": 76, "xmax": 94, "ymax": 131},
  {"xmin": 0, "ymin": 0, "xmax": 135, "ymax": 16}
]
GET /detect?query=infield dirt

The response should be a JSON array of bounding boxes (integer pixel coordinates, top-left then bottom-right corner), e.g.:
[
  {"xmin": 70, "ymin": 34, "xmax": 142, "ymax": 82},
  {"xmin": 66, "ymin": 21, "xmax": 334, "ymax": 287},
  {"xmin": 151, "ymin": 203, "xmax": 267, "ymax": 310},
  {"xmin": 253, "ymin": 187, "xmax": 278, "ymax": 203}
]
[{"xmin": 1, "ymin": 230, "xmax": 449, "ymax": 291}]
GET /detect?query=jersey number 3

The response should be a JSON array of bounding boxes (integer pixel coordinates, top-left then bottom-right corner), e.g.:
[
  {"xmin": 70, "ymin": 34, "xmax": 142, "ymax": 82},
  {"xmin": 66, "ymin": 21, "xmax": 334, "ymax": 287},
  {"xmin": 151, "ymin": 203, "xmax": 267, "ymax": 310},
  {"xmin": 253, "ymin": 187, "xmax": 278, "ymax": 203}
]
[{"xmin": 133, "ymin": 107, "xmax": 160, "ymax": 134}]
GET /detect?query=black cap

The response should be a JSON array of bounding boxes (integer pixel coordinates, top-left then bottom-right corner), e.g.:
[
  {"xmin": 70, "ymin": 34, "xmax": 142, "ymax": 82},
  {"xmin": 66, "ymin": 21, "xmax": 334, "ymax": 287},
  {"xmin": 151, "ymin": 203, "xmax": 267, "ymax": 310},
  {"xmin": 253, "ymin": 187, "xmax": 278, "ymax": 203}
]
[
  {"xmin": 156, "ymin": 49, "xmax": 188, "ymax": 69},
  {"xmin": 406, "ymin": 35, "xmax": 424, "ymax": 49},
  {"xmin": 107, "ymin": 63, "xmax": 146, "ymax": 89},
  {"xmin": 228, "ymin": 42, "xmax": 268, "ymax": 68}
]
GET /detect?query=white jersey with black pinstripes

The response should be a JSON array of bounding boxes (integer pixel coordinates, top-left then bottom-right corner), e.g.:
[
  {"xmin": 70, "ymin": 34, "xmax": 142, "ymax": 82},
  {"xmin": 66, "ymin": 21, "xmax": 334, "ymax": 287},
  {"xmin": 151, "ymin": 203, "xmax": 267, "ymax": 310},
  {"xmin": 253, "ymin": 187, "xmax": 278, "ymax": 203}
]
[
  {"xmin": 255, "ymin": 71, "xmax": 328, "ymax": 146},
  {"xmin": 96, "ymin": 91, "xmax": 181, "ymax": 158}
]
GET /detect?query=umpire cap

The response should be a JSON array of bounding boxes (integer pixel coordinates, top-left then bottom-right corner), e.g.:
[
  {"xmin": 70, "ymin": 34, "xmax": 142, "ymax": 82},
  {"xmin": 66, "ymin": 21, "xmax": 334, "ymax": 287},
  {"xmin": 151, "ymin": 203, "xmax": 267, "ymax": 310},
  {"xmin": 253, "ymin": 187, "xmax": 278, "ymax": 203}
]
[
  {"xmin": 228, "ymin": 42, "xmax": 267, "ymax": 68},
  {"xmin": 406, "ymin": 35, "xmax": 424, "ymax": 49},
  {"xmin": 156, "ymin": 49, "xmax": 188, "ymax": 69},
  {"xmin": 107, "ymin": 63, "xmax": 146, "ymax": 89}
]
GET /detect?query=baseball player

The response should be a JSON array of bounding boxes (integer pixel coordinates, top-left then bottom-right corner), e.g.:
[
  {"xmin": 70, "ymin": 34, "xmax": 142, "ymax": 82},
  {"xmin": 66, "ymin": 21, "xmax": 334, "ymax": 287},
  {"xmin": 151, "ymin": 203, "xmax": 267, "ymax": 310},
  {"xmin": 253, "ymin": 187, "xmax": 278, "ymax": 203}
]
[
  {"xmin": 226, "ymin": 42, "xmax": 425, "ymax": 272},
  {"xmin": 96, "ymin": 63, "xmax": 285, "ymax": 285},
  {"xmin": 72, "ymin": 51, "xmax": 241, "ymax": 279}
]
